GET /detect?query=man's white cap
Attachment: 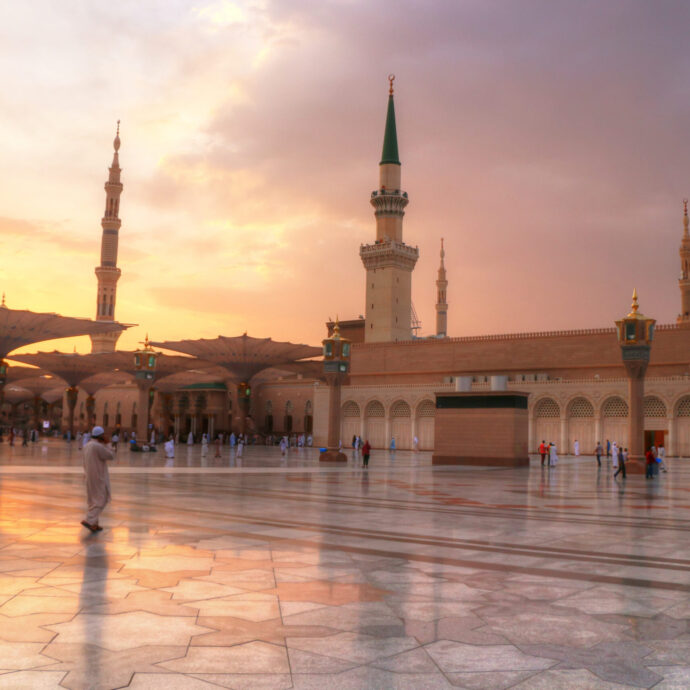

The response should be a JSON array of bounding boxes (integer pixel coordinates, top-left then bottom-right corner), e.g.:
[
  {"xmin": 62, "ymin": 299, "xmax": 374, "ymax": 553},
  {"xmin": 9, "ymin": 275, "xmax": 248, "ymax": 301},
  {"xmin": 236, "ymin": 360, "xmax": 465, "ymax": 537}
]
[{"xmin": 92, "ymin": 426, "xmax": 105, "ymax": 437}]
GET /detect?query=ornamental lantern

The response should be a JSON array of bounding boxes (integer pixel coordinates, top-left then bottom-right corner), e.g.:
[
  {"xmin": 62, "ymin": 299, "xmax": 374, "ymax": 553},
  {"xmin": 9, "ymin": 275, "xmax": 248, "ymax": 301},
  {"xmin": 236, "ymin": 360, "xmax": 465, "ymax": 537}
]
[
  {"xmin": 322, "ymin": 319, "xmax": 351, "ymax": 375},
  {"xmin": 133, "ymin": 335, "xmax": 158, "ymax": 382},
  {"xmin": 615, "ymin": 289, "xmax": 656, "ymax": 355}
]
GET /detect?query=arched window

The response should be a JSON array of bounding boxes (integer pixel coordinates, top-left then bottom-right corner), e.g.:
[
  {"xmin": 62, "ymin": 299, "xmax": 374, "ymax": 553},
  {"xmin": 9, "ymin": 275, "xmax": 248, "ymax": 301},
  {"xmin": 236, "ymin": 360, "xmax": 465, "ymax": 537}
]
[
  {"xmin": 568, "ymin": 397, "xmax": 594, "ymax": 418},
  {"xmin": 416, "ymin": 400, "xmax": 435, "ymax": 418},
  {"xmin": 365, "ymin": 401, "xmax": 385, "ymax": 417},
  {"xmin": 677, "ymin": 397, "xmax": 690, "ymax": 417},
  {"xmin": 391, "ymin": 400, "xmax": 411, "ymax": 417},
  {"xmin": 535, "ymin": 398, "xmax": 559, "ymax": 418},
  {"xmin": 342, "ymin": 401, "xmax": 360, "ymax": 417},
  {"xmin": 602, "ymin": 397, "xmax": 629, "ymax": 417},
  {"xmin": 643, "ymin": 396, "xmax": 666, "ymax": 418}
]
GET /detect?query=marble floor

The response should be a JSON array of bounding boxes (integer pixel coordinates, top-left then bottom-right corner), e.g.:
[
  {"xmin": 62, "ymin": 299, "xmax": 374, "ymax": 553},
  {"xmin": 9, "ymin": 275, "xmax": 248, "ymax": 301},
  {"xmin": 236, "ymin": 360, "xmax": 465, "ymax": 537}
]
[{"xmin": 0, "ymin": 441, "xmax": 688, "ymax": 689}]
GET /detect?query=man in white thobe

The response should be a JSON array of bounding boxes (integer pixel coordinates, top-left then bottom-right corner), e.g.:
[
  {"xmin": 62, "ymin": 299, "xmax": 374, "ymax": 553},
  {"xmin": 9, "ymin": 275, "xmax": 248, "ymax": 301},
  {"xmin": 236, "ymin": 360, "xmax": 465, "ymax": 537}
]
[
  {"xmin": 81, "ymin": 426, "xmax": 114, "ymax": 532},
  {"xmin": 574, "ymin": 439, "xmax": 580, "ymax": 456}
]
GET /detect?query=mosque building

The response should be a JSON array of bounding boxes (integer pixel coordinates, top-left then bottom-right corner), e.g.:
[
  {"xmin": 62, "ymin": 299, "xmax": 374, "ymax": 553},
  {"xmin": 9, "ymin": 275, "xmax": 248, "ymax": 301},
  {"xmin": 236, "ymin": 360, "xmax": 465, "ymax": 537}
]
[{"xmin": 9, "ymin": 80, "xmax": 690, "ymax": 456}]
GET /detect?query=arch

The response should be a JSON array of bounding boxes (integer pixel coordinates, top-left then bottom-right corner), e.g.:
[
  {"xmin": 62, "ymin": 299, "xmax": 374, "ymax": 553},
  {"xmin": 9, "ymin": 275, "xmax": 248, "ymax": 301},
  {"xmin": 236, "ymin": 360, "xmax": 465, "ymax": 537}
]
[
  {"xmin": 341, "ymin": 401, "xmax": 361, "ymax": 446},
  {"xmin": 643, "ymin": 396, "xmax": 666, "ymax": 418},
  {"xmin": 390, "ymin": 399, "xmax": 412, "ymax": 449},
  {"xmin": 567, "ymin": 397, "xmax": 594, "ymax": 417},
  {"xmin": 533, "ymin": 397, "xmax": 560, "ymax": 450},
  {"xmin": 416, "ymin": 399, "xmax": 435, "ymax": 418},
  {"xmin": 566, "ymin": 396, "xmax": 595, "ymax": 454},
  {"xmin": 416, "ymin": 399, "xmax": 435, "ymax": 450},
  {"xmin": 365, "ymin": 400, "xmax": 385, "ymax": 417},
  {"xmin": 390, "ymin": 400, "xmax": 411, "ymax": 417},
  {"xmin": 602, "ymin": 396, "xmax": 628, "ymax": 417},
  {"xmin": 534, "ymin": 397, "xmax": 560, "ymax": 418},
  {"xmin": 601, "ymin": 396, "xmax": 628, "ymax": 447},
  {"xmin": 364, "ymin": 400, "xmax": 385, "ymax": 448},
  {"xmin": 342, "ymin": 401, "xmax": 360, "ymax": 417},
  {"xmin": 676, "ymin": 396, "xmax": 690, "ymax": 417}
]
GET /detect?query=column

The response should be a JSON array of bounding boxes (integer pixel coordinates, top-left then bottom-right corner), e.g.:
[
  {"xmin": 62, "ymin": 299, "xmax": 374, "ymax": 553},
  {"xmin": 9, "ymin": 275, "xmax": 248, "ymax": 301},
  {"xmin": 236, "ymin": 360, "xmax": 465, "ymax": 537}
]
[
  {"xmin": 560, "ymin": 417, "xmax": 568, "ymax": 454},
  {"xmin": 667, "ymin": 416, "xmax": 676, "ymax": 457},
  {"xmin": 627, "ymin": 373, "xmax": 645, "ymax": 462},
  {"xmin": 528, "ymin": 410, "xmax": 535, "ymax": 453},
  {"xmin": 135, "ymin": 382, "xmax": 151, "ymax": 444},
  {"xmin": 594, "ymin": 414, "xmax": 602, "ymax": 445},
  {"xmin": 385, "ymin": 416, "xmax": 391, "ymax": 448}
]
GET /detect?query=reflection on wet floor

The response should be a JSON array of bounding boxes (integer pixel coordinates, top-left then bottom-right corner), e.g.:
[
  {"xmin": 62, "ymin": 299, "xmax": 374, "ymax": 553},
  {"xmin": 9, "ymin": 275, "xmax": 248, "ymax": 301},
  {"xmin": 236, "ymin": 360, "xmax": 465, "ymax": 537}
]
[{"xmin": 0, "ymin": 442, "xmax": 688, "ymax": 688}]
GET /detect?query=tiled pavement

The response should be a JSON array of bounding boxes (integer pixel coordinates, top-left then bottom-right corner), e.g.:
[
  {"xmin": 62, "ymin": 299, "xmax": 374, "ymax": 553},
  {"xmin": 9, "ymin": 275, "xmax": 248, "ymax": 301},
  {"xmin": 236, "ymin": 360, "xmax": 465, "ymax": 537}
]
[{"xmin": 0, "ymin": 441, "xmax": 688, "ymax": 688}]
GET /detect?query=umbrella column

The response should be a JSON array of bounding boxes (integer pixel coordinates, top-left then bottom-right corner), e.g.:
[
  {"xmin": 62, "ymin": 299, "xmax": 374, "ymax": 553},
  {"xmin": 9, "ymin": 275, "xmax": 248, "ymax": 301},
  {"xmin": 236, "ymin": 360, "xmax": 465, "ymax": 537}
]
[
  {"xmin": 319, "ymin": 321, "xmax": 351, "ymax": 463},
  {"xmin": 65, "ymin": 386, "xmax": 79, "ymax": 438},
  {"xmin": 133, "ymin": 338, "xmax": 158, "ymax": 444}
]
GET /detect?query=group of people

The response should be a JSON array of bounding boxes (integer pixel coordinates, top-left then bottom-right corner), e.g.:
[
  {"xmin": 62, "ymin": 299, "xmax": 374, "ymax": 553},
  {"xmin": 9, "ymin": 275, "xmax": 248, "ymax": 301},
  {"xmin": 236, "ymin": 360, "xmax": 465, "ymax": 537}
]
[{"xmin": 537, "ymin": 441, "xmax": 560, "ymax": 466}]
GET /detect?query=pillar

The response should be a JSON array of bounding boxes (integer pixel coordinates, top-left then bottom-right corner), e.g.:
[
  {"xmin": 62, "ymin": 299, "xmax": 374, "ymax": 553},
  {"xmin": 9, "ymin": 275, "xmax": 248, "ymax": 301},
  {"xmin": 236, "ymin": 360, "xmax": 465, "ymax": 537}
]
[
  {"xmin": 667, "ymin": 415, "xmax": 676, "ymax": 457},
  {"xmin": 66, "ymin": 387, "xmax": 79, "ymax": 438},
  {"xmin": 560, "ymin": 417, "xmax": 568, "ymax": 454},
  {"xmin": 327, "ymin": 378, "xmax": 342, "ymax": 449},
  {"xmin": 528, "ymin": 409, "xmax": 535, "ymax": 453},
  {"xmin": 135, "ymin": 382, "xmax": 152, "ymax": 444},
  {"xmin": 385, "ymin": 416, "xmax": 392, "ymax": 447},
  {"xmin": 625, "ymin": 364, "xmax": 646, "ymax": 468},
  {"xmin": 594, "ymin": 414, "xmax": 603, "ymax": 446}
]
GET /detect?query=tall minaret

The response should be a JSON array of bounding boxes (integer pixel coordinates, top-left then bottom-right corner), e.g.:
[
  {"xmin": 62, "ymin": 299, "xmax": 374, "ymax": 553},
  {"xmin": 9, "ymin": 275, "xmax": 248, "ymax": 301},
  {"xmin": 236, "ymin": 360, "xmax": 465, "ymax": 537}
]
[
  {"xmin": 360, "ymin": 76, "xmax": 419, "ymax": 343},
  {"xmin": 435, "ymin": 238, "xmax": 448, "ymax": 337},
  {"xmin": 90, "ymin": 122, "xmax": 123, "ymax": 353}
]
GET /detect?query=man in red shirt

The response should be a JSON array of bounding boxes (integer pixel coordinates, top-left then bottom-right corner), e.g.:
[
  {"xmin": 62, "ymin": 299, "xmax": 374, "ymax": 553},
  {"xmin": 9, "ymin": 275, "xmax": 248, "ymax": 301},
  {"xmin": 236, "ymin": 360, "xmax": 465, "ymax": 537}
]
[
  {"xmin": 539, "ymin": 441, "xmax": 547, "ymax": 466},
  {"xmin": 362, "ymin": 440, "xmax": 371, "ymax": 468},
  {"xmin": 645, "ymin": 448, "xmax": 656, "ymax": 479}
]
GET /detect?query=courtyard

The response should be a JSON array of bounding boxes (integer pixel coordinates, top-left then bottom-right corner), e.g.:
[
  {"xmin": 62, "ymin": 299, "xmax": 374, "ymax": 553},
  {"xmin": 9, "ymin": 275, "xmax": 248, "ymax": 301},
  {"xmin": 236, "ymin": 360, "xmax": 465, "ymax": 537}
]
[{"xmin": 0, "ymin": 442, "xmax": 688, "ymax": 689}]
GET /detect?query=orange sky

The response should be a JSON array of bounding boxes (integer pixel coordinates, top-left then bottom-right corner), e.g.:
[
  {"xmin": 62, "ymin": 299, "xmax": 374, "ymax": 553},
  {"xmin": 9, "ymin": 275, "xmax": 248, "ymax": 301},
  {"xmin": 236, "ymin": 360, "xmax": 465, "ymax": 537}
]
[{"xmin": 1, "ymin": 1, "xmax": 688, "ymax": 355}]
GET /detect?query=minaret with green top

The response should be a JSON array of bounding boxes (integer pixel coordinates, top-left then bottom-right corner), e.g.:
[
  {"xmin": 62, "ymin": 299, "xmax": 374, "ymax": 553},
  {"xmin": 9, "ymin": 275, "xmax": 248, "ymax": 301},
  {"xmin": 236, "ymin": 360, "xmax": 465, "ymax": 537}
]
[{"xmin": 360, "ymin": 75, "xmax": 419, "ymax": 343}]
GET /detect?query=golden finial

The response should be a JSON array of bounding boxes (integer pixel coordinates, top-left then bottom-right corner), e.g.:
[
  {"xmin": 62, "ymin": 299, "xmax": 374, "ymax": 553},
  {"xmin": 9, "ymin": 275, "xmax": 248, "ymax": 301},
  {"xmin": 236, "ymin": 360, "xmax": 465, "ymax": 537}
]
[
  {"xmin": 440, "ymin": 237, "xmax": 445, "ymax": 259},
  {"xmin": 0, "ymin": 292, "xmax": 5, "ymax": 308},
  {"xmin": 116, "ymin": 119, "xmax": 120, "ymax": 136},
  {"xmin": 388, "ymin": 74, "xmax": 395, "ymax": 96},
  {"xmin": 333, "ymin": 317, "xmax": 341, "ymax": 339},
  {"xmin": 113, "ymin": 120, "xmax": 121, "ymax": 152},
  {"xmin": 631, "ymin": 288, "xmax": 639, "ymax": 314}
]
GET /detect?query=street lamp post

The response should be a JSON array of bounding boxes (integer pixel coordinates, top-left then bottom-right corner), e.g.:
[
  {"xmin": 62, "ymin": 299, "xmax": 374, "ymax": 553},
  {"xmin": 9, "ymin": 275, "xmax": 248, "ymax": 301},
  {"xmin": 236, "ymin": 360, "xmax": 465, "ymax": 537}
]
[
  {"xmin": 133, "ymin": 336, "xmax": 159, "ymax": 444},
  {"xmin": 319, "ymin": 321, "xmax": 351, "ymax": 463},
  {"xmin": 615, "ymin": 289, "xmax": 656, "ymax": 473}
]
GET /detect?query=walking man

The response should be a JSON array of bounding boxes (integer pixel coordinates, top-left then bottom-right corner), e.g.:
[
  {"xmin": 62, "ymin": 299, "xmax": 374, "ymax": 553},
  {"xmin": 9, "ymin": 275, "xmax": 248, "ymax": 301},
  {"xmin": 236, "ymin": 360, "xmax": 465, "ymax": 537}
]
[
  {"xmin": 614, "ymin": 445, "xmax": 626, "ymax": 479},
  {"xmin": 595, "ymin": 441, "xmax": 603, "ymax": 467},
  {"xmin": 81, "ymin": 426, "xmax": 114, "ymax": 533},
  {"xmin": 362, "ymin": 439, "xmax": 371, "ymax": 468},
  {"xmin": 539, "ymin": 440, "xmax": 547, "ymax": 466},
  {"xmin": 573, "ymin": 439, "xmax": 580, "ymax": 456}
]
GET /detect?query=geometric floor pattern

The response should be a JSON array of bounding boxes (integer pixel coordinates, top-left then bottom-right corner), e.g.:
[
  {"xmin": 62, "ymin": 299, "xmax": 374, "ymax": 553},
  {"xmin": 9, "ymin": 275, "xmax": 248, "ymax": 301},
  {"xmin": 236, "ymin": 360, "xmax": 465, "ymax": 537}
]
[{"xmin": 0, "ymin": 441, "xmax": 688, "ymax": 689}]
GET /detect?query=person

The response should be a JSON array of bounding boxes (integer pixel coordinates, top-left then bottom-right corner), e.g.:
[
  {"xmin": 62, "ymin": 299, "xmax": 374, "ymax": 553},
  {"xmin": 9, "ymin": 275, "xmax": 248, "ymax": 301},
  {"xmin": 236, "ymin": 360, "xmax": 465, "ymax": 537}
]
[
  {"xmin": 280, "ymin": 435, "xmax": 288, "ymax": 456},
  {"xmin": 658, "ymin": 444, "xmax": 668, "ymax": 472},
  {"xmin": 413, "ymin": 435, "xmax": 419, "ymax": 451},
  {"xmin": 573, "ymin": 439, "xmax": 580, "ymax": 456},
  {"xmin": 595, "ymin": 441, "xmax": 603, "ymax": 468},
  {"xmin": 362, "ymin": 439, "xmax": 371, "ymax": 467},
  {"xmin": 229, "ymin": 432, "xmax": 236, "ymax": 448},
  {"xmin": 606, "ymin": 439, "xmax": 611, "ymax": 458},
  {"xmin": 202, "ymin": 433, "xmax": 208, "ymax": 446},
  {"xmin": 81, "ymin": 426, "xmax": 115, "ymax": 533},
  {"xmin": 187, "ymin": 431, "xmax": 194, "ymax": 445},
  {"xmin": 307, "ymin": 435, "xmax": 313, "ymax": 447},
  {"xmin": 352, "ymin": 435, "xmax": 357, "ymax": 449},
  {"xmin": 111, "ymin": 432, "xmax": 119, "ymax": 451},
  {"xmin": 614, "ymin": 446, "xmax": 626, "ymax": 479},
  {"xmin": 214, "ymin": 435, "xmax": 221, "ymax": 458},
  {"xmin": 164, "ymin": 436, "xmax": 175, "ymax": 459},
  {"xmin": 645, "ymin": 447, "xmax": 655, "ymax": 479},
  {"xmin": 237, "ymin": 434, "xmax": 244, "ymax": 458},
  {"xmin": 539, "ymin": 440, "xmax": 547, "ymax": 466},
  {"xmin": 548, "ymin": 441, "xmax": 558, "ymax": 467},
  {"xmin": 389, "ymin": 437, "xmax": 396, "ymax": 451},
  {"xmin": 611, "ymin": 442, "xmax": 619, "ymax": 472}
]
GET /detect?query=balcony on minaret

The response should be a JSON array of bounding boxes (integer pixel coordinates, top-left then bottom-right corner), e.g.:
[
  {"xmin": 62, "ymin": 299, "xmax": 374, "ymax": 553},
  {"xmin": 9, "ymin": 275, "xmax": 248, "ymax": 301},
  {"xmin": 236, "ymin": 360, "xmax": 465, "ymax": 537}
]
[{"xmin": 359, "ymin": 238, "xmax": 419, "ymax": 271}]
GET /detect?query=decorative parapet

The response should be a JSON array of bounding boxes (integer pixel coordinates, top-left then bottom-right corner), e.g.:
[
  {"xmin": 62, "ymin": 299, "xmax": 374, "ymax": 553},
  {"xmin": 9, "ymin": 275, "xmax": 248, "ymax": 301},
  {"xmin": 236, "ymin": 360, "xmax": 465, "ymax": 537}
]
[
  {"xmin": 352, "ymin": 323, "xmax": 682, "ymax": 349},
  {"xmin": 360, "ymin": 239, "xmax": 419, "ymax": 271},
  {"xmin": 370, "ymin": 189, "xmax": 409, "ymax": 217}
]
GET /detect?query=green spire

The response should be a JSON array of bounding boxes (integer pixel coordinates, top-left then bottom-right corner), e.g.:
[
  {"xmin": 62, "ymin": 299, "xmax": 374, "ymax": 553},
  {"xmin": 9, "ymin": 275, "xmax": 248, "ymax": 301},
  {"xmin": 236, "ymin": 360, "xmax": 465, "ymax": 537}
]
[{"xmin": 380, "ymin": 84, "xmax": 400, "ymax": 165}]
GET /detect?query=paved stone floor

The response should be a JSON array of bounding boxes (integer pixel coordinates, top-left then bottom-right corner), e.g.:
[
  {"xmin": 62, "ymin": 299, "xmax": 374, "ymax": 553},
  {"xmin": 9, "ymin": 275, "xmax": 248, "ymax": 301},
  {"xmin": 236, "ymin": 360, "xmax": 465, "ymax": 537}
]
[{"xmin": 0, "ymin": 441, "xmax": 688, "ymax": 689}]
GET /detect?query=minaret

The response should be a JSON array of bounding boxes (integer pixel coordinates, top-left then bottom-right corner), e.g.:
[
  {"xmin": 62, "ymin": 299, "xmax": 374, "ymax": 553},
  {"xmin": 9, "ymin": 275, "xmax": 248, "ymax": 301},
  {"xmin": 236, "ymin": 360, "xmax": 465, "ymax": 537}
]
[
  {"xmin": 435, "ymin": 238, "xmax": 448, "ymax": 337},
  {"xmin": 90, "ymin": 122, "xmax": 123, "ymax": 353},
  {"xmin": 678, "ymin": 199, "xmax": 690, "ymax": 324},
  {"xmin": 360, "ymin": 76, "xmax": 419, "ymax": 343}
]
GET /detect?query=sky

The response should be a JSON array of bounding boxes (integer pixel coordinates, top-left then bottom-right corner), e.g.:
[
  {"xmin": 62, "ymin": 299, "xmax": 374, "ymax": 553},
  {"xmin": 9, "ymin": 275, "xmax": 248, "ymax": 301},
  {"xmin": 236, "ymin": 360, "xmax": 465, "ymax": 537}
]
[{"xmin": 1, "ymin": 0, "xmax": 689, "ymax": 354}]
